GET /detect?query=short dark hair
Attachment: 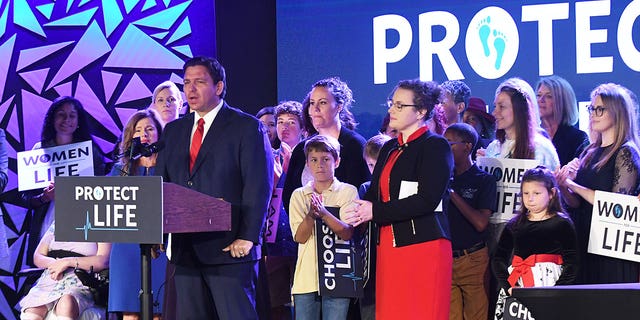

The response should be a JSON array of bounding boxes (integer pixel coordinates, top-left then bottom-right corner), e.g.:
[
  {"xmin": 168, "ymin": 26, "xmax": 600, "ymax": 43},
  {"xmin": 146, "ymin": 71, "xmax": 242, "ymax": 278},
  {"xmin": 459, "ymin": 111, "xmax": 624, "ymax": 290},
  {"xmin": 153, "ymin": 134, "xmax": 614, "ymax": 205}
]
[
  {"xmin": 445, "ymin": 123, "xmax": 478, "ymax": 147},
  {"xmin": 440, "ymin": 80, "xmax": 471, "ymax": 112},
  {"xmin": 256, "ymin": 106, "xmax": 275, "ymax": 119},
  {"xmin": 304, "ymin": 135, "xmax": 340, "ymax": 161},
  {"xmin": 183, "ymin": 56, "xmax": 227, "ymax": 98},
  {"xmin": 391, "ymin": 79, "xmax": 442, "ymax": 120},
  {"xmin": 275, "ymin": 101, "xmax": 305, "ymax": 129}
]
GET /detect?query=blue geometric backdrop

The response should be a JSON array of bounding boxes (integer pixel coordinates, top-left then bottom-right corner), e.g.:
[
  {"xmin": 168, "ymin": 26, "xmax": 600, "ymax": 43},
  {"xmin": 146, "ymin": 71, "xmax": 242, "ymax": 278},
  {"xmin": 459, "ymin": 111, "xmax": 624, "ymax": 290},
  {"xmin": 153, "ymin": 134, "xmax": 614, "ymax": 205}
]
[{"xmin": 0, "ymin": 1, "xmax": 216, "ymax": 318}]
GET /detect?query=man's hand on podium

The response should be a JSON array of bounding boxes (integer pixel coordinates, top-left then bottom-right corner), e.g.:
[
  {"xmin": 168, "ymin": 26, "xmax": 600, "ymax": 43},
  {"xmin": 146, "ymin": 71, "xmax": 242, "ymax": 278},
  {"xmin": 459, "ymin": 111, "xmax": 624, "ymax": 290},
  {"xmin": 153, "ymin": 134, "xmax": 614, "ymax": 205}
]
[{"xmin": 223, "ymin": 239, "xmax": 253, "ymax": 258}]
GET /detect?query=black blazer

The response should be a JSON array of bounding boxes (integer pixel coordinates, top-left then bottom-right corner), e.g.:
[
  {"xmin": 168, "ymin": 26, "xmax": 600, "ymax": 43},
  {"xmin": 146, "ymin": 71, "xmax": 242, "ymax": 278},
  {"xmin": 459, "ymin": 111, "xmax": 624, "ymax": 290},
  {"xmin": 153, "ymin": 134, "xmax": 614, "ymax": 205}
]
[
  {"xmin": 155, "ymin": 103, "xmax": 273, "ymax": 265},
  {"xmin": 365, "ymin": 130, "xmax": 453, "ymax": 247}
]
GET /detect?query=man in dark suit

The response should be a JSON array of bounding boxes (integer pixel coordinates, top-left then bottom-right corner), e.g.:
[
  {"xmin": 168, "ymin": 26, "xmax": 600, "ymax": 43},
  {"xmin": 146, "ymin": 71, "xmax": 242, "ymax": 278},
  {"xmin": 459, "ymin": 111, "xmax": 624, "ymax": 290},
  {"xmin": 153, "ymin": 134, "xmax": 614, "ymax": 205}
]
[{"xmin": 155, "ymin": 56, "xmax": 273, "ymax": 319}]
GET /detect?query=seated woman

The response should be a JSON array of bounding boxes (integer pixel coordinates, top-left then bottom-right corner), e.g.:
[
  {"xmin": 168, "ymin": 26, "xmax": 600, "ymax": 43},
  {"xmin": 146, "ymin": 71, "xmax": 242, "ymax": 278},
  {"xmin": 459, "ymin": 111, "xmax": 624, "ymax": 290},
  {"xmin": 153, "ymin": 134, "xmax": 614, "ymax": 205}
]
[{"xmin": 19, "ymin": 223, "xmax": 111, "ymax": 320}]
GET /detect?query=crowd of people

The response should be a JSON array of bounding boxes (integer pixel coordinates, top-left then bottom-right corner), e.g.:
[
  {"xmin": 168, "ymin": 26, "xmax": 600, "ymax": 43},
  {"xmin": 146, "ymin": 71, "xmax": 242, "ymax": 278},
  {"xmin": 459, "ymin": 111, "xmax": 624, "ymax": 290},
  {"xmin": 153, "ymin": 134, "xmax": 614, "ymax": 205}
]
[{"xmin": 6, "ymin": 54, "xmax": 640, "ymax": 320}]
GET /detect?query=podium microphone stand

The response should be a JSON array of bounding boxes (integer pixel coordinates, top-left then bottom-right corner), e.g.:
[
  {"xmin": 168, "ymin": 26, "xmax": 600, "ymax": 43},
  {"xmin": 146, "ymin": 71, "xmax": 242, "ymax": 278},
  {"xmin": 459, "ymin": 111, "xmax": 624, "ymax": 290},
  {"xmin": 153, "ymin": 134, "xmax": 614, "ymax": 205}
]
[{"xmin": 140, "ymin": 243, "xmax": 153, "ymax": 320}]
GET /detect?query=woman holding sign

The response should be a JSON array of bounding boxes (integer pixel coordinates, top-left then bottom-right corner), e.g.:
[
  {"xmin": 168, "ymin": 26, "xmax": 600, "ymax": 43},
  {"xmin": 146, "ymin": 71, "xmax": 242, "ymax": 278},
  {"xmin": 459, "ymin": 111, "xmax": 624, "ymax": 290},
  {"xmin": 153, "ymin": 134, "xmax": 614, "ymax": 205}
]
[
  {"xmin": 477, "ymin": 78, "xmax": 560, "ymax": 250},
  {"xmin": 347, "ymin": 79, "xmax": 454, "ymax": 319},
  {"xmin": 21, "ymin": 96, "xmax": 105, "ymax": 266},
  {"xmin": 107, "ymin": 110, "xmax": 167, "ymax": 320},
  {"xmin": 557, "ymin": 83, "xmax": 640, "ymax": 284}
]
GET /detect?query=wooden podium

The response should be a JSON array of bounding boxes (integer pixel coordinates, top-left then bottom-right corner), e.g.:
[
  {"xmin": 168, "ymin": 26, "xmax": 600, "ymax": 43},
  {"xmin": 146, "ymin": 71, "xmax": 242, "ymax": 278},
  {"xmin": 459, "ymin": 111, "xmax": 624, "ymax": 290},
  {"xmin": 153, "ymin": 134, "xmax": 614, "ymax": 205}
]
[
  {"xmin": 138, "ymin": 182, "xmax": 231, "ymax": 320},
  {"xmin": 162, "ymin": 182, "xmax": 231, "ymax": 233}
]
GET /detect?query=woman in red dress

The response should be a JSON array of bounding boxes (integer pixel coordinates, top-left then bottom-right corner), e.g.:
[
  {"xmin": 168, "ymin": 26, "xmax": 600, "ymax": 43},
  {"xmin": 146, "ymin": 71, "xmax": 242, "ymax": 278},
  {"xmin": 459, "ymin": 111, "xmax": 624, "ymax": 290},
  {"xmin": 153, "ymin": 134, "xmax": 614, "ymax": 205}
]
[{"xmin": 347, "ymin": 79, "xmax": 454, "ymax": 319}]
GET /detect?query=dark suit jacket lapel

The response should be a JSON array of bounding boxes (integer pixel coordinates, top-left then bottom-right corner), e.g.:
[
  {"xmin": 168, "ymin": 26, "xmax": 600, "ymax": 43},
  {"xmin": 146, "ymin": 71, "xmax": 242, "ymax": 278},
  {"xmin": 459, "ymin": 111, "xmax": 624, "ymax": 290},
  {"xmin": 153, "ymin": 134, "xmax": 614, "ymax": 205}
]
[{"xmin": 190, "ymin": 103, "xmax": 233, "ymax": 175}]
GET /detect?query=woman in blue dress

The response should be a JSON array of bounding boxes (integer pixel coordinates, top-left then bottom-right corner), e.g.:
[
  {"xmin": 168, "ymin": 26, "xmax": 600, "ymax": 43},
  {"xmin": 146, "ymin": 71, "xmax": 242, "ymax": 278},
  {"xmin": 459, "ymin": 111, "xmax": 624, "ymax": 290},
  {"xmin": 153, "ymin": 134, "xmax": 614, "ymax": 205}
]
[{"xmin": 108, "ymin": 110, "xmax": 167, "ymax": 319}]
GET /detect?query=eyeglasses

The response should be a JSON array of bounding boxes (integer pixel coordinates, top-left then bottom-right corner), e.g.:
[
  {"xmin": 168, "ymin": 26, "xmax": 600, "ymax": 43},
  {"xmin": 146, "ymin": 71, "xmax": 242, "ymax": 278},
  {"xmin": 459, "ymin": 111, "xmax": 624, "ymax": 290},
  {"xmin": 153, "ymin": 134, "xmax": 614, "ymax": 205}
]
[
  {"xmin": 386, "ymin": 100, "xmax": 418, "ymax": 111},
  {"xmin": 587, "ymin": 105, "xmax": 607, "ymax": 117}
]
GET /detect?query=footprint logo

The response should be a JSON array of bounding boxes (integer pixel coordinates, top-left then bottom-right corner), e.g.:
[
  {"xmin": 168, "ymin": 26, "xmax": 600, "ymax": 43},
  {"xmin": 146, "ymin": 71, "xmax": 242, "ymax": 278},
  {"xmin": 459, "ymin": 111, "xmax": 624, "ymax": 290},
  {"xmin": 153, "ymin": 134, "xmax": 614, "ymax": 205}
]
[
  {"xmin": 493, "ymin": 30, "xmax": 507, "ymax": 70},
  {"xmin": 478, "ymin": 17, "xmax": 491, "ymax": 57},
  {"xmin": 465, "ymin": 7, "xmax": 519, "ymax": 79}
]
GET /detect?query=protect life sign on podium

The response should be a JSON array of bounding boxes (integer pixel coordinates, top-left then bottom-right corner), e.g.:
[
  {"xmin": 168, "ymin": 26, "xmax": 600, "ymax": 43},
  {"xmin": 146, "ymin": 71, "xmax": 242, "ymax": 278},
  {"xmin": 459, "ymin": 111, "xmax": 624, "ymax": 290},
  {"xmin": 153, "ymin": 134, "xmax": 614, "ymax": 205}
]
[{"xmin": 55, "ymin": 176, "xmax": 163, "ymax": 244}]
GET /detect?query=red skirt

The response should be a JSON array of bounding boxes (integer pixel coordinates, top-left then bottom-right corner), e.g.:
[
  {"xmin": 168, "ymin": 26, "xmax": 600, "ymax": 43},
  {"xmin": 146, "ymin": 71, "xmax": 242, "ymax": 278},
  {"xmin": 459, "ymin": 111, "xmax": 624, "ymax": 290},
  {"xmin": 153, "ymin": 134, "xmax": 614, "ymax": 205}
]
[{"xmin": 376, "ymin": 225, "xmax": 452, "ymax": 320}]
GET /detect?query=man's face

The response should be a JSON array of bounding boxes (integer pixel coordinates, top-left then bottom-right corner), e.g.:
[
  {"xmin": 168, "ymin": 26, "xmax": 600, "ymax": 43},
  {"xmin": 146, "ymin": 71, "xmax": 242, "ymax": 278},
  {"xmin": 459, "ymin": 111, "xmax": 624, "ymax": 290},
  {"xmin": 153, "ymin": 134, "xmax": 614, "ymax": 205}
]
[{"xmin": 183, "ymin": 65, "xmax": 222, "ymax": 115}]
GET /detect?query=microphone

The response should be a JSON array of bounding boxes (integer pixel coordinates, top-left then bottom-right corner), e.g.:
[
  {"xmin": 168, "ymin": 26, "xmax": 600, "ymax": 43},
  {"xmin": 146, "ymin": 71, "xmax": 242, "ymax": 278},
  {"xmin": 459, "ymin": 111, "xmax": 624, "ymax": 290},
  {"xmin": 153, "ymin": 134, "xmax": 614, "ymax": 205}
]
[{"xmin": 139, "ymin": 141, "xmax": 165, "ymax": 157}]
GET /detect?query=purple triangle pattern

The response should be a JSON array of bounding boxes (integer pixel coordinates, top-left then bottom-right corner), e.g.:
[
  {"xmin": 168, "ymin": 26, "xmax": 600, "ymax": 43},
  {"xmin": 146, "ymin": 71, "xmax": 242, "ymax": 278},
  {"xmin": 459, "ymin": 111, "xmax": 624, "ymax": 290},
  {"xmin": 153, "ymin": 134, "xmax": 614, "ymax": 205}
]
[
  {"xmin": 92, "ymin": 134, "xmax": 114, "ymax": 157},
  {"xmin": 0, "ymin": 96, "xmax": 14, "ymax": 134},
  {"xmin": 76, "ymin": 74, "xmax": 120, "ymax": 136},
  {"xmin": 5, "ymin": 234, "xmax": 27, "ymax": 277},
  {"xmin": 4, "ymin": 204, "xmax": 28, "ymax": 232},
  {"xmin": 166, "ymin": 17, "xmax": 190, "ymax": 45},
  {"xmin": 36, "ymin": 3, "xmax": 55, "ymax": 19},
  {"xmin": 0, "ymin": 276, "xmax": 14, "ymax": 291},
  {"xmin": 142, "ymin": 0, "xmax": 157, "ymax": 11},
  {"xmin": 5, "ymin": 166, "xmax": 17, "ymax": 191},
  {"xmin": 116, "ymin": 73, "xmax": 152, "ymax": 104},
  {"xmin": 44, "ymin": 7, "xmax": 98, "ymax": 27},
  {"xmin": 151, "ymin": 31, "xmax": 169, "ymax": 39},
  {"xmin": 163, "ymin": 0, "xmax": 171, "ymax": 7},
  {"xmin": 101, "ymin": 71, "xmax": 122, "ymax": 102},
  {"xmin": 124, "ymin": 0, "xmax": 141, "ymax": 14},
  {"xmin": 102, "ymin": 0, "xmax": 124, "ymax": 38},
  {"xmin": 47, "ymin": 21, "xmax": 112, "ymax": 90},
  {"xmin": 79, "ymin": 0, "xmax": 93, "ymax": 7},
  {"xmin": 0, "ymin": 35, "xmax": 16, "ymax": 101},
  {"xmin": 13, "ymin": 0, "xmax": 46, "ymax": 37},
  {"xmin": 169, "ymin": 72, "xmax": 182, "ymax": 84},
  {"xmin": 0, "ymin": 3, "xmax": 9, "ymax": 39},
  {"xmin": 19, "ymin": 68, "xmax": 50, "ymax": 94},
  {"xmin": 0, "ymin": 287, "xmax": 14, "ymax": 320},
  {"xmin": 171, "ymin": 45, "xmax": 192, "ymax": 58},
  {"xmin": 54, "ymin": 82, "xmax": 74, "ymax": 97},
  {"xmin": 21, "ymin": 90, "xmax": 52, "ymax": 150},
  {"xmin": 17, "ymin": 41, "xmax": 75, "ymax": 71},
  {"xmin": 132, "ymin": 0, "xmax": 190, "ymax": 30},
  {"xmin": 115, "ymin": 107, "xmax": 139, "ymax": 127},
  {"xmin": 104, "ymin": 24, "xmax": 183, "ymax": 69}
]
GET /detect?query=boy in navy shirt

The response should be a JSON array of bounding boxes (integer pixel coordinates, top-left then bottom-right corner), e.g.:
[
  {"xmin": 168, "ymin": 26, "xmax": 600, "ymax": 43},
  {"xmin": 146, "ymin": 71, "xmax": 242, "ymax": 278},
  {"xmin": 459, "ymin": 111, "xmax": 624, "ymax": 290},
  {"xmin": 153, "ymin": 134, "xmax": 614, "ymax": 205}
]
[{"xmin": 444, "ymin": 123, "xmax": 497, "ymax": 320}]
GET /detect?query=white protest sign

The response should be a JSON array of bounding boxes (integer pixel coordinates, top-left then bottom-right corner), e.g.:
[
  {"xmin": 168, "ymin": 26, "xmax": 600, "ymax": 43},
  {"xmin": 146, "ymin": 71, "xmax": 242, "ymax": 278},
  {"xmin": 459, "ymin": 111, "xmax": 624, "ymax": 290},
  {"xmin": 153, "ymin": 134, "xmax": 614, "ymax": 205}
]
[
  {"xmin": 477, "ymin": 157, "xmax": 539, "ymax": 223},
  {"xmin": 589, "ymin": 190, "xmax": 640, "ymax": 263},
  {"xmin": 18, "ymin": 140, "xmax": 95, "ymax": 191}
]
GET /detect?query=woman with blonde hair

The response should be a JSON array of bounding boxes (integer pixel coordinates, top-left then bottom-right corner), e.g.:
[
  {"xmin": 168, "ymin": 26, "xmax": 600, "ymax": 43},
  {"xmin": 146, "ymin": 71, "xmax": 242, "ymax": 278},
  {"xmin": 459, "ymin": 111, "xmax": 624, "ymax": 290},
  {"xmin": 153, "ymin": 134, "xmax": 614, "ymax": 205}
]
[
  {"xmin": 556, "ymin": 83, "xmax": 640, "ymax": 284},
  {"xmin": 149, "ymin": 80, "xmax": 183, "ymax": 127},
  {"xmin": 536, "ymin": 76, "xmax": 589, "ymax": 166}
]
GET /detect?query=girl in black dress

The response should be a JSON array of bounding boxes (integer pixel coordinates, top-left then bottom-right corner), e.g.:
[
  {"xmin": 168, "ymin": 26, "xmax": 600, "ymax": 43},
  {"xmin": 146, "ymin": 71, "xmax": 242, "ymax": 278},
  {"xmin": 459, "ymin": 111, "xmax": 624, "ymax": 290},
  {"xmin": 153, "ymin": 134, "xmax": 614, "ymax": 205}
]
[{"xmin": 493, "ymin": 166, "xmax": 577, "ymax": 319}]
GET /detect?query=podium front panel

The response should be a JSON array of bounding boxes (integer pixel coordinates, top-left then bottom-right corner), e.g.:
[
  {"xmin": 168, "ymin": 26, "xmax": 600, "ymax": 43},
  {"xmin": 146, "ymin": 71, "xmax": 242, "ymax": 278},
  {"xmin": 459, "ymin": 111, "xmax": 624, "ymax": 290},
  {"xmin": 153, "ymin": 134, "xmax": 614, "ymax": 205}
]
[{"xmin": 55, "ymin": 176, "xmax": 163, "ymax": 243}]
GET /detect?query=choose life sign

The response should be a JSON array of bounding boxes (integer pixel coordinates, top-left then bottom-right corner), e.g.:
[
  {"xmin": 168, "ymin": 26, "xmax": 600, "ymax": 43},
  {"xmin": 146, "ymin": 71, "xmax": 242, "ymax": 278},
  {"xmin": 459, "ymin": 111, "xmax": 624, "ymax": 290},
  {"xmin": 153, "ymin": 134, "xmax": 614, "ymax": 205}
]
[
  {"xmin": 477, "ymin": 157, "xmax": 539, "ymax": 223},
  {"xmin": 17, "ymin": 140, "xmax": 94, "ymax": 191},
  {"xmin": 589, "ymin": 191, "xmax": 640, "ymax": 263}
]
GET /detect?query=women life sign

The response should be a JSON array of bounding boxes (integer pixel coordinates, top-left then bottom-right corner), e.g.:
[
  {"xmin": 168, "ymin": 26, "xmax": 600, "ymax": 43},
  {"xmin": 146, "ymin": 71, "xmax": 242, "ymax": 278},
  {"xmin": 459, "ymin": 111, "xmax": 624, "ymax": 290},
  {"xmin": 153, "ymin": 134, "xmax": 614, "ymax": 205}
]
[{"xmin": 17, "ymin": 140, "xmax": 94, "ymax": 191}]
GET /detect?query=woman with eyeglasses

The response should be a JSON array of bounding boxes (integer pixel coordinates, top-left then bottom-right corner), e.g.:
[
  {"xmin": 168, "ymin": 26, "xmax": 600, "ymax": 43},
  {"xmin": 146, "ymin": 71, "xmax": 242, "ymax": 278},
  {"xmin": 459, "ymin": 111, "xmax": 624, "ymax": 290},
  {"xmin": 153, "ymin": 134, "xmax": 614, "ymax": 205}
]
[
  {"xmin": 556, "ymin": 83, "xmax": 640, "ymax": 284},
  {"xmin": 346, "ymin": 79, "xmax": 454, "ymax": 319},
  {"xmin": 536, "ymin": 76, "xmax": 589, "ymax": 166}
]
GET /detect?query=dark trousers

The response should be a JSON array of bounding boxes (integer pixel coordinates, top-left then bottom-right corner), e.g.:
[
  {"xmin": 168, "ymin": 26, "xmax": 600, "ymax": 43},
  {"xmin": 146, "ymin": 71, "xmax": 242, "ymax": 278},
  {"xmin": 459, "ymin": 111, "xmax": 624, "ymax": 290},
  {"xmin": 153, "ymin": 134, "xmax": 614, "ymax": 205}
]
[{"xmin": 175, "ymin": 261, "xmax": 259, "ymax": 319}]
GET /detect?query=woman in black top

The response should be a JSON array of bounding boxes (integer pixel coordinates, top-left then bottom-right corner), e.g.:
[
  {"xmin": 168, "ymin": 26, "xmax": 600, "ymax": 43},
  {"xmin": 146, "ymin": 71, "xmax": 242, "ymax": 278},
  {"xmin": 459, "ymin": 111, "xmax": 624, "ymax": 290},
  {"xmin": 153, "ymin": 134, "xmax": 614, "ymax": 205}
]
[
  {"xmin": 283, "ymin": 77, "xmax": 370, "ymax": 211},
  {"xmin": 536, "ymin": 76, "xmax": 589, "ymax": 166}
]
